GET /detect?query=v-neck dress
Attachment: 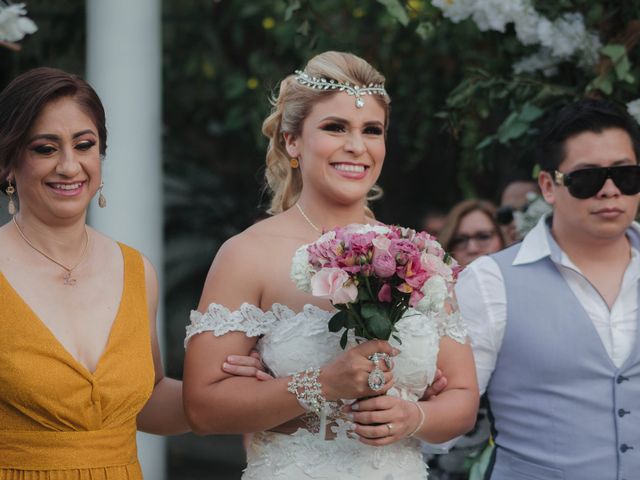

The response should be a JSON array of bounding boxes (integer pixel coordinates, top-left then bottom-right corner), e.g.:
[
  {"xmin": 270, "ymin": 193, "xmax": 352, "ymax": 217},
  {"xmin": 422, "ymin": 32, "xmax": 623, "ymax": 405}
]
[{"xmin": 0, "ymin": 243, "xmax": 155, "ymax": 479}]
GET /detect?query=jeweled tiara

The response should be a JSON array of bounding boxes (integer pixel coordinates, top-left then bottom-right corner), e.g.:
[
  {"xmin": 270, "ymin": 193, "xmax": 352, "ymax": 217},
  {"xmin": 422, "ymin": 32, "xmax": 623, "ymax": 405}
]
[{"xmin": 294, "ymin": 70, "xmax": 387, "ymax": 108}]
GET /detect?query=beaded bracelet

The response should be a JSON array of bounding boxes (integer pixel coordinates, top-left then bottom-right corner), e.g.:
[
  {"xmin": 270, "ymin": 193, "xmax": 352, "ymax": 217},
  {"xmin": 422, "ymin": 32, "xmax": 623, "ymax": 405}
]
[
  {"xmin": 408, "ymin": 401, "xmax": 426, "ymax": 437},
  {"xmin": 287, "ymin": 368, "xmax": 326, "ymax": 415}
]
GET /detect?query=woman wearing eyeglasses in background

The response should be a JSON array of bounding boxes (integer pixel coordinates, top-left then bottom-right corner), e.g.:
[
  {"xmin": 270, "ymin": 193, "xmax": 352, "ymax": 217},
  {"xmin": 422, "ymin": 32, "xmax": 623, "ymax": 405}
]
[
  {"xmin": 426, "ymin": 199, "xmax": 505, "ymax": 480},
  {"xmin": 439, "ymin": 199, "xmax": 506, "ymax": 268}
]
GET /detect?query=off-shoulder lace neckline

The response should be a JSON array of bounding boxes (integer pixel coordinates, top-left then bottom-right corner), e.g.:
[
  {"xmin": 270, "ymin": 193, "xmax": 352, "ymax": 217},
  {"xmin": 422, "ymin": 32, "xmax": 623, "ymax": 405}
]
[{"xmin": 236, "ymin": 302, "xmax": 335, "ymax": 318}]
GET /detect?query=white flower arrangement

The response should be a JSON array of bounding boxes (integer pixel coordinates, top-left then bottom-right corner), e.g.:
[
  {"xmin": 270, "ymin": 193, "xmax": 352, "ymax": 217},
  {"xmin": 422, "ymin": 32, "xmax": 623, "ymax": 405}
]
[
  {"xmin": 627, "ymin": 99, "xmax": 640, "ymax": 125},
  {"xmin": 290, "ymin": 245, "xmax": 314, "ymax": 294},
  {"xmin": 432, "ymin": 0, "xmax": 601, "ymax": 76},
  {"xmin": 514, "ymin": 194, "xmax": 553, "ymax": 238},
  {"xmin": 0, "ymin": 2, "xmax": 37, "ymax": 43}
]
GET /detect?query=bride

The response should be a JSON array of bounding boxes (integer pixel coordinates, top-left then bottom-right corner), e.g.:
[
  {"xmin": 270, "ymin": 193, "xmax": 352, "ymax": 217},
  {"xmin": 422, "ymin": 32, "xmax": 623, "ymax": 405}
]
[{"xmin": 183, "ymin": 51, "xmax": 479, "ymax": 479}]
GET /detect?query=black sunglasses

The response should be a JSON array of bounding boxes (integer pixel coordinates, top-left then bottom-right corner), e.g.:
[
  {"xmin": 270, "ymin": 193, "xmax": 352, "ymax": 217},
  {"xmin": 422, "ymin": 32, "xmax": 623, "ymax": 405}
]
[{"xmin": 553, "ymin": 165, "xmax": 640, "ymax": 199}]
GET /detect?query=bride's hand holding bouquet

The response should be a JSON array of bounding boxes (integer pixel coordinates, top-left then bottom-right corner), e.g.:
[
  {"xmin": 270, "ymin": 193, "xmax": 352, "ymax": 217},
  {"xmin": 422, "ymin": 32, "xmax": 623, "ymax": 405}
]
[{"xmin": 290, "ymin": 222, "xmax": 460, "ymax": 444}]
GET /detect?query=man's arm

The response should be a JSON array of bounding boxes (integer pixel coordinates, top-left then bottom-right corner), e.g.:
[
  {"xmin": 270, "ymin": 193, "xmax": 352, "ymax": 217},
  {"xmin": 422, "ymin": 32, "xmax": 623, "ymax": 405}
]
[{"xmin": 455, "ymin": 255, "xmax": 507, "ymax": 395}]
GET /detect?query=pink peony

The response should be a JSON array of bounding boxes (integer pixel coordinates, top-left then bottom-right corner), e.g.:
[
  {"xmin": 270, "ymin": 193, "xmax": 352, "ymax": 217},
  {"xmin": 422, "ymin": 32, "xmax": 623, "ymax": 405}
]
[
  {"xmin": 348, "ymin": 232, "xmax": 377, "ymax": 255},
  {"xmin": 390, "ymin": 239, "xmax": 420, "ymax": 266},
  {"xmin": 311, "ymin": 267, "xmax": 358, "ymax": 304}
]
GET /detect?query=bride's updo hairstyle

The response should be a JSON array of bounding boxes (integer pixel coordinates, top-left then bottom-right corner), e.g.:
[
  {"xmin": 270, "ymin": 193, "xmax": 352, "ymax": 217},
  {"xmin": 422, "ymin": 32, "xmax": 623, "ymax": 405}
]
[{"xmin": 262, "ymin": 51, "xmax": 391, "ymax": 215}]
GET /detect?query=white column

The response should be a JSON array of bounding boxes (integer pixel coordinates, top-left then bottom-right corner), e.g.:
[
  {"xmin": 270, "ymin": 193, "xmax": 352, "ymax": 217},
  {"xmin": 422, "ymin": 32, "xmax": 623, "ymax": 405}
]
[{"xmin": 86, "ymin": 1, "xmax": 166, "ymax": 479}]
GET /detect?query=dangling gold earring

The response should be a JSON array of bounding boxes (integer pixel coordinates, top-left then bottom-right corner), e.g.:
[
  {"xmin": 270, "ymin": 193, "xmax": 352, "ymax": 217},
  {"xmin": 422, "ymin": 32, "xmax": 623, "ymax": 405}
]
[
  {"xmin": 98, "ymin": 181, "xmax": 107, "ymax": 208},
  {"xmin": 6, "ymin": 181, "xmax": 16, "ymax": 215},
  {"xmin": 290, "ymin": 158, "xmax": 299, "ymax": 169}
]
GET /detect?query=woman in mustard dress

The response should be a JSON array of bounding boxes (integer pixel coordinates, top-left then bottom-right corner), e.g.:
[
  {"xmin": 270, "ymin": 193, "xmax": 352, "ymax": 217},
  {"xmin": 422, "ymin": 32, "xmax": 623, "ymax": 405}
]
[{"xmin": 0, "ymin": 68, "xmax": 189, "ymax": 478}]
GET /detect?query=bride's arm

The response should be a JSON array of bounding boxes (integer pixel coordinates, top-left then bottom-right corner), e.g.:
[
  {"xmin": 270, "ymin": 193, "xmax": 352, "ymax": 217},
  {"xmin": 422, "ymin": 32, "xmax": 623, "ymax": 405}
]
[
  {"xmin": 183, "ymin": 235, "xmax": 306, "ymax": 434},
  {"xmin": 183, "ymin": 234, "xmax": 398, "ymax": 435}
]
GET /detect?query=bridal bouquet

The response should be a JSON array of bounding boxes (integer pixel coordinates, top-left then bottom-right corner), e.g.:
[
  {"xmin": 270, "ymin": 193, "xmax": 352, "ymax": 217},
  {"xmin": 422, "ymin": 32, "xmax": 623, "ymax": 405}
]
[{"xmin": 291, "ymin": 224, "xmax": 460, "ymax": 348}]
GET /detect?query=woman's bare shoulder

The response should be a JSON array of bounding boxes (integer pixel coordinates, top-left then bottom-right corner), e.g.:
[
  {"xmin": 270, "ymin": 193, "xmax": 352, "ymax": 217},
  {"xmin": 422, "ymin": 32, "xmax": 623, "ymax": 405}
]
[{"xmin": 223, "ymin": 211, "xmax": 305, "ymax": 252}]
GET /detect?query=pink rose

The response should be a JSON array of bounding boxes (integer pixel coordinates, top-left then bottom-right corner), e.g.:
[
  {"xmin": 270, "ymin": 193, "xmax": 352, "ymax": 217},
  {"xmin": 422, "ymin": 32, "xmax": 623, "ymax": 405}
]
[
  {"xmin": 310, "ymin": 267, "xmax": 358, "ymax": 305},
  {"xmin": 409, "ymin": 288, "xmax": 424, "ymax": 307},
  {"xmin": 372, "ymin": 235, "xmax": 392, "ymax": 254},
  {"xmin": 420, "ymin": 252, "xmax": 453, "ymax": 280},
  {"xmin": 372, "ymin": 252, "xmax": 396, "ymax": 278},
  {"xmin": 378, "ymin": 283, "xmax": 392, "ymax": 303}
]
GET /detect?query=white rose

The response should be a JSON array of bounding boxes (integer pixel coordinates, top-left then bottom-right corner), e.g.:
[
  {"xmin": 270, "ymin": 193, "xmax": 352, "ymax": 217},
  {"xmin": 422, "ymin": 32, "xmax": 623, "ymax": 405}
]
[
  {"xmin": 316, "ymin": 230, "xmax": 336, "ymax": 244},
  {"xmin": 290, "ymin": 245, "xmax": 313, "ymax": 293},
  {"xmin": 415, "ymin": 276, "xmax": 448, "ymax": 315}
]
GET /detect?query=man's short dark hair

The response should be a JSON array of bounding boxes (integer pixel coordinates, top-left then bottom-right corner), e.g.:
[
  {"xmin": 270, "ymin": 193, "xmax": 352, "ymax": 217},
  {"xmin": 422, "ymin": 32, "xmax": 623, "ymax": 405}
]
[{"xmin": 536, "ymin": 98, "xmax": 640, "ymax": 172}]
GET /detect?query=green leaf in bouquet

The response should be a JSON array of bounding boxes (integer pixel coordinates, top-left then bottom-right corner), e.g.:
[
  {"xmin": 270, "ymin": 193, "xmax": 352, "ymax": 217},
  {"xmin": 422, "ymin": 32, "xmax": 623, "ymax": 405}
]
[
  {"xmin": 358, "ymin": 283, "xmax": 373, "ymax": 302},
  {"xmin": 340, "ymin": 330, "xmax": 349, "ymax": 349},
  {"xmin": 391, "ymin": 334, "xmax": 402, "ymax": 345},
  {"xmin": 328, "ymin": 310, "xmax": 348, "ymax": 332},
  {"xmin": 345, "ymin": 311, "xmax": 360, "ymax": 329},
  {"xmin": 361, "ymin": 303, "xmax": 393, "ymax": 339}
]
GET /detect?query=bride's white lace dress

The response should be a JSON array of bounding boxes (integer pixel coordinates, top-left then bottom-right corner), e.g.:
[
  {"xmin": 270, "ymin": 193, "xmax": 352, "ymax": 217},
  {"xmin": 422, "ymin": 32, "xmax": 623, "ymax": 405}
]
[{"xmin": 185, "ymin": 302, "xmax": 467, "ymax": 479}]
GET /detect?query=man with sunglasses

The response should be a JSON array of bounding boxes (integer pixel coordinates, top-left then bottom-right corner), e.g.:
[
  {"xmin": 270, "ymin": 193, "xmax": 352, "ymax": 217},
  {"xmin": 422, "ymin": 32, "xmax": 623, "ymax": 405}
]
[{"xmin": 455, "ymin": 98, "xmax": 640, "ymax": 480}]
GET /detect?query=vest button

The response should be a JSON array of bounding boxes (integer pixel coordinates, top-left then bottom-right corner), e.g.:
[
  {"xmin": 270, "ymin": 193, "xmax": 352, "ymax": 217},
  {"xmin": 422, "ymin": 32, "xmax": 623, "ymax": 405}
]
[
  {"xmin": 620, "ymin": 444, "xmax": 633, "ymax": 453},
  {"xmin": 617, "ymin": 375, "xmax": 629, "ymax": 384},
  {"xmin": 619, "ymin": 409, "xmax": 631, "ymax": 417}
]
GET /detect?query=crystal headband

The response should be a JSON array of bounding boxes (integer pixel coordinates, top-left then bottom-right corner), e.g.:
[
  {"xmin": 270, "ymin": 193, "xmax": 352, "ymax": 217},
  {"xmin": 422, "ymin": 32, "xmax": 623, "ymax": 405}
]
[{"xmin": 294, "ymin": 70, "xmax": 387, "ymax": 108}]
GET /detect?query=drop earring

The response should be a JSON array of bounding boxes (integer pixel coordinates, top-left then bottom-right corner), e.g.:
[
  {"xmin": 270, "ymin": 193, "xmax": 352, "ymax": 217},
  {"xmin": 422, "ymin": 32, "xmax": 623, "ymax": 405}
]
[
  {"xmin": 98, "ymin": 181, "xmax": 107, "ymax": 208},
  {"xmin": 6, "ymin": 181, "xmax": 16, "ymax": 215}
]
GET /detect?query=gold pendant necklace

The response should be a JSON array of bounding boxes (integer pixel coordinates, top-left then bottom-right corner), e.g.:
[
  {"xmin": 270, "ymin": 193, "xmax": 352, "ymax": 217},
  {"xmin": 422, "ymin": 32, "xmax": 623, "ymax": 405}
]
[{"xmin": 13, "ymin": 216, "xmax": 90, "ymax": 286}]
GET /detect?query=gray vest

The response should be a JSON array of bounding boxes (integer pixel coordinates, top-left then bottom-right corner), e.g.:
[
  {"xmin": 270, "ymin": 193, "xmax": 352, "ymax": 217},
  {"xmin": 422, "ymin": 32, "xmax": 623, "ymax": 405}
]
[{"xmin": 487, "ymin": 240, "xmax": 640, "ymax": 480}]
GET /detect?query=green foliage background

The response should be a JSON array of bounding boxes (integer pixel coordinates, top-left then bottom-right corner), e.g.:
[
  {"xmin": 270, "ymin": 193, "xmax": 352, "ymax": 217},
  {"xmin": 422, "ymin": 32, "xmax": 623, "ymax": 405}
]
[
  {"xmin": 3, "ymin": 0, "xmax": 640, "ymax": 377},
  {"xmin": 3, "ymin": 1, "xmax": 640, "ymax": 472}
]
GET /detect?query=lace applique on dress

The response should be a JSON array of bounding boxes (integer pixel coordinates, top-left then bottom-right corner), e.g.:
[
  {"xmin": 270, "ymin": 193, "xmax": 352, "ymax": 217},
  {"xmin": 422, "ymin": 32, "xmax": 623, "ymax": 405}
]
[
  {"xmin": 184, "ymin": 303, "xmax": 276, "ymax": 347},
  {"xmin": 436, "ymin": 309, "xmax": 468, "ymax": 344}
]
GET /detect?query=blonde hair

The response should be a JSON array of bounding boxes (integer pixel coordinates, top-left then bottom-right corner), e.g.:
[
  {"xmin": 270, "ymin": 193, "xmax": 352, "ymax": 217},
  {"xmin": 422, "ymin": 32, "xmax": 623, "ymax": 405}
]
[{"xmin": 262, "ymin": 51, "xmax": 391, "ymax": 215}]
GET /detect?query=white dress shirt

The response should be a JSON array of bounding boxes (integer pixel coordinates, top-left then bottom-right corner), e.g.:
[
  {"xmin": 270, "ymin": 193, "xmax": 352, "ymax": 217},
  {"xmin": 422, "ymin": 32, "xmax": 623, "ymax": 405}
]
[{"xmin": 456, "ymin": 216, "xmax": 640, "ymax": 395}]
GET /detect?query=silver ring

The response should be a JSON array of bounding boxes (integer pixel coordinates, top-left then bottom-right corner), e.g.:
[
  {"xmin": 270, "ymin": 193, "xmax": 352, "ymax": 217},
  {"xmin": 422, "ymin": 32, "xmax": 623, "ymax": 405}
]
[
  {"xmin": 386, "ymin": 423, "xmax": 393, "ymax": 435},
  {"xmin": 368, "ymin": 352, "xmax": 393, "ymax": 370},
  {"xmin": 367, "ymin": 366, "xmax": 385, "ymax": 391}
]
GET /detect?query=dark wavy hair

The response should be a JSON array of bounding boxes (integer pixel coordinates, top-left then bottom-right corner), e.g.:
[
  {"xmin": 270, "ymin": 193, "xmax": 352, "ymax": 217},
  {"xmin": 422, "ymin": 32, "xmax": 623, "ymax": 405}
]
[{"xmin": 0, "ymin": 67, "xmax": 107, "ymax": 187}]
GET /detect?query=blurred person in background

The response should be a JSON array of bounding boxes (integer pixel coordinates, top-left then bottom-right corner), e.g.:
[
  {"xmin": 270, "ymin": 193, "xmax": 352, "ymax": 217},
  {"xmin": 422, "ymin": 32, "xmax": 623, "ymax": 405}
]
[
  {"xmin": 425, "ymin": 199, "xmax": 505, "ymax": 479},
  {"xmin": 439, "ymin": 199, "xmax": 506, "ymax": 267},
  {"xmin": 496, "ymin": 179, "xmax": 540, "ymax": 245},
  {"xmin": 421, "ymin": 206, "xmax": 447, "ymax": 237}
]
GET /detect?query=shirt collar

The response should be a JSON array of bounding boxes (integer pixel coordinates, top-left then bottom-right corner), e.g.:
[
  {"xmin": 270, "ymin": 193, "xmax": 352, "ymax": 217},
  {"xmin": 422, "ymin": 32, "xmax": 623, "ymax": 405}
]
[{"xmin": 513, "ymin": 213, "xmax": 640, "ymax": 266}]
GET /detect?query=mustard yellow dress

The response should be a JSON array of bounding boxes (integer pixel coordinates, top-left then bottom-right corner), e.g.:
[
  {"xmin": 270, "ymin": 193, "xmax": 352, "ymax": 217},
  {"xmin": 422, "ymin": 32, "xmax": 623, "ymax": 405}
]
[{"xmin": 0, "ymin": 244, "xmax": 155, "ymax": 479}]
